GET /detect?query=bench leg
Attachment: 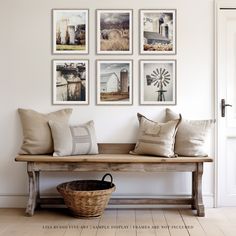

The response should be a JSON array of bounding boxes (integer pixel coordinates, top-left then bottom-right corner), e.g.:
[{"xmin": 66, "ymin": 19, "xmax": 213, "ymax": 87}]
[
  {"xmin": 35, "ymin": 171, "xmax": 40, "ymax": 208},
  {"xmin": 194, "ymin": 163, "xmax": 205, "ymax": 217},
  {"xmin": 191, "ymin": 172, "xmax": 197, "ymax": 210},
  {"xmin": 25, "ymin": 163, "xmax": 37, "ymax": 216}
]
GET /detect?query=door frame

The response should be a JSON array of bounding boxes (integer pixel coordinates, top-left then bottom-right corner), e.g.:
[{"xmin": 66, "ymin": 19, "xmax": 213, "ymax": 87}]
[{"xmin": 215, "ymin": 0, "xmax": 236, "ymax": 207}]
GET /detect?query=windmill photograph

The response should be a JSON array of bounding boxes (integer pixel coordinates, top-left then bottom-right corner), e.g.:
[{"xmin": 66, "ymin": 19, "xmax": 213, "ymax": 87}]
[{"xmin": 140, "ymin": 60, "xmax": 176, "ymax": 105}]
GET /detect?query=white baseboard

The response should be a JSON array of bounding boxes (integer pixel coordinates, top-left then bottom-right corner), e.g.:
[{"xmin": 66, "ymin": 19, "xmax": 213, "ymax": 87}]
[
  {"xmin": 202, "ymin": 195, "xmax": 214, "ymax": 208},
  {"xmin": 0, "ymin": 194, "xmax": 214, "ymax": 208},
  {"xmin": 0, "ymin": 195, "xmax": 28, "ymax": 208}
]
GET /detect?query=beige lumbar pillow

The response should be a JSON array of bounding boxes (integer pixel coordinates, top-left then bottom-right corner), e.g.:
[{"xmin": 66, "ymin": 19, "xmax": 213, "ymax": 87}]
[
  {"xmin": 18, "ymin": 108, "xmax": 72, "ymax": 154},
  {"xmin": 165, "ymin": 108, "xmax": 215, "ymax": 156},
  {"xmin": 49, "ymin": 120, "xmax": 99, "ymax": 156},
  {"xmin": 131, "ymin": 113, "xmax": 181, "ymax": 158}
]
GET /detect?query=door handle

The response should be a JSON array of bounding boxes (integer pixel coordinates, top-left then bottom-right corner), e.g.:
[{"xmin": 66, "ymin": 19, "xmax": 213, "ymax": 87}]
[{"xmin": 221, "ymin": 99, "xmax": 232, "ymax": 117}]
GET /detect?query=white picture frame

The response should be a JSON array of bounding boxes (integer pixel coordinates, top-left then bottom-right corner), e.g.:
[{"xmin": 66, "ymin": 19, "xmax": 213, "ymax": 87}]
[
  {"xmin": 140, "ymin": 9, "xmax": 176, "ymax": 55},
  {"xmin": 96, "ymin": 9, "xmax": 133, "ymax": 54},
  {"xmin": 52, "ymin": 9, "xmax": 89, "ymax": 54},
  {"xmin": 96, "ymin": 60, "xmax": 133, "ymax": 105},
  {"xmin": 140, "ymin": 60, "xmax": 176, "ymax": 105},
  {"xmin": 53, "ymin": 60, "xmax": 89, "ymax": 105}
]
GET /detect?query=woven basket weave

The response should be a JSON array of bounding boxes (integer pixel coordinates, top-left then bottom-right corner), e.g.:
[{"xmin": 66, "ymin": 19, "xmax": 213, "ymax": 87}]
[{"xmin": 57, "ymin": 173, "xmax": 115, "ymax": 218}]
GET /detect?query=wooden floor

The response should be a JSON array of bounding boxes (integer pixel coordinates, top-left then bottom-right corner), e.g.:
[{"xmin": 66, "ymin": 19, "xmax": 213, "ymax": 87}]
[{"xmin": 0, "ymin": 208, "xmax": 236, "ymax": 236}]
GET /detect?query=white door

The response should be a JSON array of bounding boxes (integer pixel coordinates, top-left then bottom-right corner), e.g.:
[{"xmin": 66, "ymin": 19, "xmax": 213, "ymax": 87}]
[{"xmin": 217, "ymin": 6, "xmax": 236, "ymax": 206}]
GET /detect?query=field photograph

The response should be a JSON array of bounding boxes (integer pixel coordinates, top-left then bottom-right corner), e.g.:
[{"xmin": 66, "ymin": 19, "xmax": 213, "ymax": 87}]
[
  {"xmin": 97, "ymin": 60, "xmax": 133, "ymax": 105},
  {"xmin": 97, "ymin": 10, "xmax": 132, "ymax": 54},
  {"xmin": 53, "ymin": 9, "xmax": 88, "ymax": 54},
  {"xmin": 140, "ymin": 10, "xmax": 176, "ymax": 54}
]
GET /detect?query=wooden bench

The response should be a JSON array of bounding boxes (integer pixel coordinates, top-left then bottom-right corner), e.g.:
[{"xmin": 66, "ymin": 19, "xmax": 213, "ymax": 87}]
[{"xmin": 15, "ymin": 143, "xmax": 213, "ymax": 217}]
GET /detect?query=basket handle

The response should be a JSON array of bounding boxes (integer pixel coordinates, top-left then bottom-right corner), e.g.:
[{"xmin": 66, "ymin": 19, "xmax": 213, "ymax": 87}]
[{"xmin": 101, "ymin": 173, "xmax": 113, "ymax": 185}]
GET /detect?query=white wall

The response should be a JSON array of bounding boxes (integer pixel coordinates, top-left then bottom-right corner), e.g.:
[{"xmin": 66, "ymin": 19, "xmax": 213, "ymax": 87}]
[{"xmin": 0, "ymin": 0, "xmax": 214, "ymax": 207}]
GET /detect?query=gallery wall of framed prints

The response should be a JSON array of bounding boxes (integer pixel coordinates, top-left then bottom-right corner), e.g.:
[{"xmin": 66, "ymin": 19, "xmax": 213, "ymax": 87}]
[{"xmin": 51, "ymin": 8, "xmax": 177, "ymax": 106}]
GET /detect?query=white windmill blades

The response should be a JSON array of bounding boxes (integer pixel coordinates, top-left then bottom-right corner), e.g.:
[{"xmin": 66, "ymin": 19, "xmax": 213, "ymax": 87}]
[{"xmin": 147, "ymin": 67, "xmax": 171, "ymax": 101}]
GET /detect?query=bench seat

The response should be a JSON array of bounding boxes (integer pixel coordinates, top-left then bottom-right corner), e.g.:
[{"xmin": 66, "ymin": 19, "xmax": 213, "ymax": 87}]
[{"xmin": 15, "ymin": 154, "xmax": 213, "ymax": 163}]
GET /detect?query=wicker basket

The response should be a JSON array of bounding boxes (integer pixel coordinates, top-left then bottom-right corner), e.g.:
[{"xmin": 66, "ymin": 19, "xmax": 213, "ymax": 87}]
[{"xmin": 57, "ymin": 173, "xmax": 115, "ymax": 218}]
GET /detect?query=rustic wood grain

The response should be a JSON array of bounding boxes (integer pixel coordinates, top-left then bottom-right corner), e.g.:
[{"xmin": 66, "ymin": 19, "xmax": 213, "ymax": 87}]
[
  {"xmin": 98, "ymin": 143, "xmax": 136, "ymax": 154},
  {"xmin": 195, "ymin": 163, "xmax": 205, "ymax": 217},
  {"xmin": 15, "ymin": 154, "xmax": 213, "ymax": 163},
  {"xmin": 31, "ymin": 163, "xmax": 197, "ymax": 172},
  {"xmin": 25, "ymin": 163, "xmax": 37, "ymax": 216},
  {"xmin": 38, "ymin": 197, "xmax": 193, "ymax": 206}
]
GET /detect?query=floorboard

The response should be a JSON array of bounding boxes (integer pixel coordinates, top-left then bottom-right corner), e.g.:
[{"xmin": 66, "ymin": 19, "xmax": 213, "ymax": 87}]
[
  {"xmin": 199, "ymin": 208, "xmax": 236, "ymax": 236},
  {"xmin": 180, "ymin": 209, "xmax": 206, "ymax": 236},
  {"xmin": 96, "ymin": 209, "xmax": 117, "ymax": 236},
  {"xmin": 163, "ymin": 209, "xmax": 189, "ymax": 236},
  {"xmin": 151, "ymin": 209, "xmax": 170, "ymax": 236},
  {"xmin": 135, "ymin": 209, "xmax": 156, "ymax": 236},
  {"xmin": 116, "ymin": 210, "xmax": 136, "ymax": 236},
  {"xmin": 80, "ymin": 216, "xmax": 101, "ymax": 236},
  {"xmin": 197, "ymin": 208, "xmax": 225, "ymax": 236}
]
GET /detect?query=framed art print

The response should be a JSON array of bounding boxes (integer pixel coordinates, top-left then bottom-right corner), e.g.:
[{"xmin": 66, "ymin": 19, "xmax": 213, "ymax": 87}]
[
  {"xmin": 140, "ymin": 60, "xmax": 176, "ymax": 105},
  {"xmin": 96, "ymin": 9, "xmax": 133, "ymax": 54},
  {"xmin": 140, "ymin": 9, "xmax": 176, "ymax": 54},
  {"xmin": 97, "ymin": 60, "xmax": 133, "ymax": 105},
  {"xmin": 53, "ymin": 9, "xmax": 89, "ymax": 54},
  {"xmin": 53, "ymin": 60, "xmax": 89, "ymax": 105}
]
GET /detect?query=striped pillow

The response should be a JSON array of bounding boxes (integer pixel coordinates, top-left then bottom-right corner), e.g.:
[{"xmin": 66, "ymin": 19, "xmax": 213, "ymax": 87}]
[{"xmin": 48, "ymin": 120, "xmax": 98, "ymax": 156}]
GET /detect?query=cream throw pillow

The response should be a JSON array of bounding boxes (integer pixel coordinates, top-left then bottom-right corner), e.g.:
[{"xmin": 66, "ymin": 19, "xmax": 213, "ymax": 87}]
[
  {"xmin": 18, "ymin": 108, "xmax": 72, "ymax": 154},
  {"xmin": 165, "ymin": 108, "xmax": 215, "ymax": 156},
  {"xmin": 131, "ymin": 113, "xmax": 181, "ymax": 158},
  {"xmin": 49, "ymin": 120, "xmax": 98, "ymax": 156}
]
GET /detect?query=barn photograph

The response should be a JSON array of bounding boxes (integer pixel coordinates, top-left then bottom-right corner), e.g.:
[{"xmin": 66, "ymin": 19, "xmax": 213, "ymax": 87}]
[
  {"xmin": 97, "ymin": 60, "xmax": 133, "ymax": 104},
  {"xmin": 140, "ymin": 10, "xmax": 176, "ymax": 54},
  {"xmin": 97, "ymin": 10, "xmax": 132, "ymax": 54},
  {"xmin": 53, "ymin": 9, "xmax": 88, "ymax": 54},
  {"xmin": 53, "ymin": 60, "xmax": 89, "ymax": 104}
]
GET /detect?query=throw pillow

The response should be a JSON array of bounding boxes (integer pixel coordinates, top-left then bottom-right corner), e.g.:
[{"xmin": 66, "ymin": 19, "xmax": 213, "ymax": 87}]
[
  {"xmin": 131, "ymin": 113, "xmax": 181, "ymax": 158},
  {"xmin": 48, "ymin": 120, "xmax": 99, "ymax": 156},
  {"xmin": 165, "ymin": 108, "xmax": 215, "ymax": 156},
  {"xmin": 18, "ymin": 108, "xmax": 72, "ymax": 154}
]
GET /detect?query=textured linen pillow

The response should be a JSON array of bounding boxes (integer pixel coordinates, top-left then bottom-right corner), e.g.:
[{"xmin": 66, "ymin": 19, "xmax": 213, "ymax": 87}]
[
  {"xmin": 18, "ymin": 108, "xmax": 72, "ymax": 154},
  {"xmin": 48, "ymin": 120, "xmax": 99, "ymax": 156},
  {"xmin": 131, "ymin": 113, "xmax": 181, "ymax": 158},
  {"xmin": 165, "ymin": 108, "xmax": 215, "ymax": 156}
]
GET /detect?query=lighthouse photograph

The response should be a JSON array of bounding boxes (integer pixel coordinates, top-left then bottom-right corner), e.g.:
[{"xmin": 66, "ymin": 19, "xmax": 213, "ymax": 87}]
[{"xmin": 96, "ymin": 60, "xmax": 133, "ymax": 105}]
